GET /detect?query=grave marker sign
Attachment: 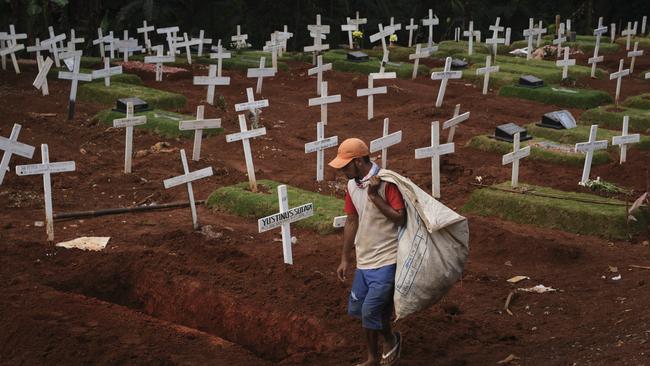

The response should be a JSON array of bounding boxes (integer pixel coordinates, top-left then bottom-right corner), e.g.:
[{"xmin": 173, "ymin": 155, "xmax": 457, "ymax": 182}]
[
  {"xmin": 57, "ymin": 50, "xmax": 92, "ymax": 120},
  {"xmin": 113, "ymin": 102, "xmax": 147, "ymax": 174},
  {"xmin": 307, "ymin": 55, "xmax": 332, "ymax": 95},
  {"xmin": 137, "ymin": 20, "xmax": 155, "ymax": 51},
  {"xmin": 405, "ymin": 18, "xmax": 418, "ymax": 47},
  {"xmin": 305, "ymin": 121, "xmax": 338, "ymax": 181},
  {"xmin": 476, "ymin": 55, "xmax": 500, "ymax": 94},
  {"xmin": 369, "ymin": 118, "xmax": 402, "ymax": 169},
  {"xmin": 502, "ymin": 132, "xmax": 530, "ymax": 188},
  {"xmin": 247, "ymin": 56, "xmax": 276, "ymax": 94},
  {"xmin": 627, "ymin": 41, "xmax": 644, "ymax": 73},
  {"xmin": 145, "ymin": 45, "xmax": 176, "ymax": 81},
  {"xmin": 33, "ymin": 55, "xmax": 53, "ymax": 95},
  {"xmin": 0, "ymin": 123, "xmax": 35, "ymax": 186},
  {"xmin": 610, "ymin": 59, "xmax": 630, "ymax": 106},
  {"xmin": 42, "ymin": 26, "xmax": 66, "ymax": 67},
  {"xmin": 612, "ymin": 116, "xmax": 640, "ymax": 164},
  {"xmin": 442, "ymin": 104, "xmax": 470, "ymax": 143},
  {"xmin": 431, "ymin": 57, "xmax": 462, "ymax": 107},
  {"xmin": 308, "ymin": 81, "xmax": 341, "ymax": 125},
  {"xmin": 92, "ymin": 58, "xmax": 122, "ymax": 87},
  {"xmin": 226, "ymin": 114, "xmax": 267, "ymax": 192},
  {"xmin": 179, "ymin": 105, "xmax": 222, "ymax": 161},
  {"xmin": 556, "ymin": 47, "xmax": 576, "ymax": 80},
  {"xmin": 409, "ymin": 44, "xmax": 431, "ymax": 79},
  {"xmin": 575, "ymin": 124, "xmax": 608, "ymax": 184},
  {"xmin": 421, "ymin": 9, "xmax": 439, "ymax": 52},
  {"xmin": 415, "ymin": 121, "xmax": 454, "ymax": 198},
  {"xmin": 356, "ymin": 75, "xmax": 387, "ymax": 120}
]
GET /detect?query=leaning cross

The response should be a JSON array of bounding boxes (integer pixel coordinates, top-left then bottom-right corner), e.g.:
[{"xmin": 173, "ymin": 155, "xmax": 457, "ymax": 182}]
[
  {"xmin": 304, "ymin": 121, "xmax": 338, "ymax": 181},
  {"xmin": 263, "ymin": 32, "xmax": 282, "ymax": 71},
  {"xmin": 308, "ymin": 55, "xmax": 332, "ymax": 95},
  {"xmin": 610, "ymin": 59, "xmax": 630, "ymax": 106},
  {"xmin": 0, "ymin": 123, "xmax": 35, "ymax": 186},
  {"xmin": 0, "ymin": 25, "xmax": 26, "ymax": 74},
  {"xmin": 26, "ymin": 37, "xmax": 49, "ymax": 60},
  {"xmin": 137, "ymin": 20, "xmax": 155, "ymax": 51},
  {"xmin": 370, "ymin": 118, "xmax": 402, "ymax": 169},
  {"xmin": 42, "ymin": 26, "xmax": 66, "ymax": 67},
  {"xmin": 33, "ymin": 55, "xmax": 53, "ymax": 96},
  {"xmin": 247, "ymin": 56, "xmax": 276, "ymax": 94},
  {"xmin": 405, "ymin": 18, "xmax": 418, "ymax": 47},
  {"xmin": 226, "ymin": 114, "xmax": 267, "ymax": 192},
  {"xmin": 163, "ymin": 149, "xmax": 214, "ymax": 230},
  {"xmin": 356, "ymin": 74, "xmax": 387, "ymax": 120},
  {"xmin": 476, "ymin": 55, "xmax": 500, "ymax": 94},
  {"xmin": 575, "ymin": 124, "xmax": 608, "ymax": 185},
  {"xmin": 627, "ymin": 41, "xmax": 644, "ymax": 73},
  {"xmin": 113, "ymin": 102, "xmax": 147, "ymax": 174},
  {"xmin": 92, "ymin": 58, "xmax": 122, "ymax": 87},
  {"xmin": 442, "ymin": 104, "xmax": 470, "ymax": 143},
  {"xmin": 556, "ymin": 47, "xmax": 575, "ymax": 80},
  {"xmin": 177, "ymin": 32, "xmax": 201, "ymax": 64},
  {"xmin": 308, "ymin": 81, "xmax": 341, "ymax": 125},
  {"xmin": 179, "ymin": 105, "xmax": 222, "ymax": 161},
  {"xmin": 612, "ymin": 116, "xmax": 640, "ymax": 164},
  {"xmin": 194, "ymin": 29, "xmax": 212, "ymax": 57},
  {"xmin": 15, "ymin": 144, "xmax": 75, "ymax": 242},
  {"xmin": 431, "ymin": 57, "xmax": 462, "ymax": 107},
  {"xmin": 66, "ymin": 29, "xmax": 84, "ymax": 51},
  {"xmin": 502, "ymin": 132, "xmax": 531, "ymax": 188},
  {"xmin": 369, "ymin": 23, "xmax": 395, "ymax": 74},
  {"xmin": 57, "ymin": 50, "xmax": 92, "ymax": 120},
  {"xmin": 157, "ymin": 26, "xmax": 180, "ymax": 54},
  {"xmin": 258, "ymin": 185, "xmax": 314, "ymax": 265},
  {"xmin": 235, "ymin": 87, "xmax": 269, "ymax": 128},
  {"xmin": 415, "ymin": 121, "xmax": 454, "ymax": 198},
  {"xmin": 409, "ymin": 44, "xmax": 431, "ymax": 80},
  {"xmin": 92, "ymin": 28, "xmax": 109, "ymax": 58}
]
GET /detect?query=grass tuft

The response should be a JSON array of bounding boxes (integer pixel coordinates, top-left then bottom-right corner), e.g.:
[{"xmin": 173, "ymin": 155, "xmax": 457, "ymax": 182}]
[{"xmin": 499, "ymin": 85, "xmax": 612, "ymax": 109}]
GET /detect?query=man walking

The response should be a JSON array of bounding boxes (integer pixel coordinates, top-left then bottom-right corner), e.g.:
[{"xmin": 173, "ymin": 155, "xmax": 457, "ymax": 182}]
[{"xmin": 329, "ymin": 138, "xmax": 405, "ymax": 366}]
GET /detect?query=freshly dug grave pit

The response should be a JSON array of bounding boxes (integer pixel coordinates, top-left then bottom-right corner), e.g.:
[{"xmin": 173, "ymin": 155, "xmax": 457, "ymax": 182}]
[{"xmin": 47, "ymin": 255, "xmax": 341, "ymax": 363}]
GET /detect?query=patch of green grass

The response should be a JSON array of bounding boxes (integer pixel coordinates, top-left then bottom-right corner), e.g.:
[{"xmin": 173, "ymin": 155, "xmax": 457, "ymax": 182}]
[
  {"xmin": 49, "ymin": 67, "xmax": 143, "ymax": 85},
  {"xmin": 462, "ymin": 182, "xmax": 648, "ymax": 239},
  {"xmin": 510, "ymin": 37, "xmax": 620, "ymax": 54},
  {"xmin": 525, "ymin": 124, "xmax": 650, "ymax": 150},
  {"xmin": 616, "ymin": 36, "xmax": 650, "ymax": 49},
  {"xmin": 78, "ymin": 82, "xmax": 187, "ymax": 110},
  {"xmin": 206, "ymin": 180, "xmax": 344, "ymax": 234},
  {"xmin": 94, "ymin": 108, "xmax": 222, "ymax": 138},
  {"xmin": 466, "ymin": 135, "xmax": 610, "ymax": 166},
  {"xmin": 622, "ymin": 93, "xmax": 650, "ymax": 110},
  {"xmin": 580, "ymin": 105, "xmax": 650, "ymax": 133},
  {"xmin": 460, "ymin": 68, "xmax": 518, "ymax": 89},
  {"xmin": 436, "ymin": 41, "xmax": 495, "ymax": 58},
  {"xmin": 80, "ymin": 56, "xmax": 103, "ymax": 68},
  {"xmin": 499, "ymin": 85, "xmax": 612, "ymax": 109}
]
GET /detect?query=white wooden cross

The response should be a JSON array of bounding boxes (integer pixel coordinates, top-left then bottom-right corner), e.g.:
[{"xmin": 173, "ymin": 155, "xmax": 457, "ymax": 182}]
[
  {"xmin": 415, "ymin": 121, "xmax": 454, "ymax": 198},
  {"xmin": 611, "ymin": 23, "xmax": 617, "ymax": 44},
  {"xmin": 536, "ymin": 20, "xmax": 547, "ymax": 47},
  {"xmin": 622, "ymin": 22, "xmax": 636, "ymax": 51},
  {"xmin": 58, "ymin": 50, "xmax": 92, "ymax": 120},
  {"xmin": 33, "ymin": 55, "xmax": 53, "ymax": 96},
  {"xmin": 137, "ymin": 20, "xmax": 155, "ymax": 52},
  {"xmin": 552, "ymin": 23, "xmax": 567, "ymax": 58},
  {"xmin": 610, "ymin": 59, "xmax": 630, "ymax": 106},
  {"xmin": 409, "ymin": 44, "xmax": 431, "ymax": 80},
  {"xmin": 502, "ymin": 132, "xmax": 530, "ymax": 188},
  {"xmin": 308, "ymin": 55, "xmax": 332, "ymax": 95},
  {"xmin": 15, "ymin": 144, "xmax": 75, "ymax": 242},
  {"xmin": 113, "ymin": 102, "xmax": 146, "ymax": 174},
  {"xmin": 612, "ymin": 116, "xmax": 640, "ymax": 164},
  {"xmin": 646, "ymin": 71, "xmax": 650, "ymax": 79},
  {"xmin": 179, "ymin": 105, "xmax": 222, "ymax": 161},
  {"xmin": 370, "ymin": 118, "xmax": 402, "ymax": 169},
  {"xmin": 442, "ymin": 104, "xmax": 470, "ymax": 143},
  {"xmin": 556, "ymin": 47, "xmax": 576, "ymax": 80},
  {"xmin": 263, "ymin": 32, "xmax": 282, "ymax": 71},
  {"xmin": 277, "ymin": 25, "xmax": 293, "ymax": 56},
  {"xmin": 194, "ymin": 29, "xmax": 212, "ymax": 57},
  {"xmin": 93, "ymin": 28, "xmax": 109, "ymax": 58},
  {"xmin": 370, "ymin": 23, "xmax": 395, "ymax": 74},
  {"xmin": 308, "ymin": 81, "xmax": 341, "ymax": 125},
  {"xmin": 305, "ymin": 15, "xmax": 331, "ymax": 61},
  {"xmin": 247, "ymin": 56, "xmax": 276, "ymax": 94},
  {"xmin": 357, "ymin": 74, "xmax": 387, "ymax": 120},
  {"xmin": 421, "ymin": 9, "xmax": 439, "ymax": 52},
  {"xmin": 505, "ymin": 27, "xmax": 512, "ymax": 46},
  {"xmin": 231, "ymin": 25, "xmax": 250, "ymax": 49},
  {"xmin": 226, "ymin": 114, "xmax": 267, "ymax": 192},
  {"xmin": 0, "ymin": 36, "xmax": 6, "ymax": 71},
  {"xmin": 163, "ymin": 149, "xmax": 214, "ymax": 230},
  {"xmin": 643, "ymin": 16, "xmax": 648, "ymax": 36},
  {"xmin": 92, "ymin": 58, "xmax": 122, "ymax": 87},
  {"xmin": 67, "ymin": 29, "xmax": 84, "ymax": 51},
  {"xmin": 463, "ymin": 21, "xmax": 477, "ymax": 55},
  {"xmin": 627, "ymin": 41, "xmax": 644, "ymax": 73},
  {"xmin": 486, "ymin": 17, "xmax": 505, "ymax": 58},
  {"xmin": 145, "ymin": 45, "xmax": 175, "ymax": 81},
  {"xmin": 115, "ymin": 31, "xmax": 141, "ymax": 62},
  {"xmin": 476, "ymin": 55, "xmax": 500, "ymax": 94},
  {"xmin": 157, "ymin": 26, "xmax": 180, "ymax": 54},
  {"xmin": 388, "ymin": 17, "xmax": 402, "ymax": 32},
  {"xmin": 193, "ymin": 60, "xmax": 230, "ymax": 104},
  {"xmin": 305, "ymin": 121, "xmax": 338, "ymax": 181},
  {"xmin": 210, "ymin": 40, "xmax": 231, "ymax": 77},
  {"xmin": 42, "ymin": 26, "xmax": 66, "ymax": 67},
  {"xmin": 405, "ymin": 18, "xmax": 418, "ymax": 47},
  {"xmin": 258, "ymin": 185, "xmax": 314, "ymax": 265},
  {"xmin": 431, "ymin": 57, "xmax": 462, "ymax": 107},
  {"xmin": 523, "ymin": 18, "xmax": 536, "ymax": 60},
  {"xmin": 235, "ymin": 87, "xmax": 269, "ymax": 128},
  {"xmin": 177, "ymin": 32, "xmax": 201, "ymax": 64},
  {"xmin": 575, "ymin": 124, "xmax": 608, "ymax": 185},
  {"xmin": 349, "ymin": 11, "xmax": 368, "ymax": 28},
  {"xmin": 0, "ymin": 123, "xmax": 35, "ymax": 186},
  {"xmin": 589, "ymin": 17, "xmax": 608, "ymax": 78},
  {"xmin": 341, "ymin": 17, "xmax": 358, "ymax": 49},
  {"xmin": 0, "ymin": 25, "xmax": 26, "ymax": 74},
  {"xmin": 27, "ymin": 38, "xmax": 49, "ymax": 60}
]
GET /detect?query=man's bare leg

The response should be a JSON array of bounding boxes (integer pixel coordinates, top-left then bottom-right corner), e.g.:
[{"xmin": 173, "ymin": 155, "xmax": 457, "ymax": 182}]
[{"xmin": 358, "ymin": 328, "xmax": 380, "ymax": 366}]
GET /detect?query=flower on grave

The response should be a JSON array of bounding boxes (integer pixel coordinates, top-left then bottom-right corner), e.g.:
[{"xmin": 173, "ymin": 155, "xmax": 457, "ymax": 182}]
[
  {"xmin": 475, "ymin": 176, "xmax": 483, "ymax": 183},
  {"xmin": 352, "ymin": 30, "xmax": 363, "ymax": 40},
  {"xmin": 389, "ymin": 34, "xmax": 398, "ymax": 42}
]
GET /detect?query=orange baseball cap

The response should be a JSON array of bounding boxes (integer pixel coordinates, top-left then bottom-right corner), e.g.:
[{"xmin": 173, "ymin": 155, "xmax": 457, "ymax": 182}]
[{"xmin": 328, "ymin": 138, "xmax": 369, "ymax": 169}]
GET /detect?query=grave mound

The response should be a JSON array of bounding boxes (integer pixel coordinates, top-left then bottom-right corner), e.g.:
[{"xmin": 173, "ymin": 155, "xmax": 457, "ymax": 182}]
[
  {"xmin": 94, "ymin": 109, "xmax": 222, "ymax": 138},
  {"xmin": 499, "ymin": 85, "xmax": 612, "ymax": 109},
  {"xmin": 580, "ymin": 106, "xmax": 650, "ymax": 133},
  {"xmin": 622, "ymin": 93, "xmax": 650, "ymax": 110},
  {"xmin": 48, "ymin": 67, "xmax": 143, "ymax": 85},
  {"xmin": 207, "ymin": 180, "xmax": 343, "ymax": 234},
  {"xmin": 526, "ymin": 123, "xmax": 650, "ymax": 150},
  {"xmin": 462, "ymin": 182, "xmax": 648, "ymax": 239},
  {"xmin": 615, "ymin": 36, "xmax": 650, "ymax": 48},
  {"xmin": 79, "ymin": 82, "xmax": 187, "ymax": 110}
]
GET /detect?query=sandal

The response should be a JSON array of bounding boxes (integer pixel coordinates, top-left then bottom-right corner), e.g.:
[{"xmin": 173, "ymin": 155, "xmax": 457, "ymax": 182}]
[{"xmin": 380, "ymin": 331, "xmax": 402, "ymax": 366}]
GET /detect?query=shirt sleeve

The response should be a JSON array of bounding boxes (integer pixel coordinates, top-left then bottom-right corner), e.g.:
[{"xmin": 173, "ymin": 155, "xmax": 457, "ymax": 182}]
[
  {"xmin": 384, "ymin": 183, "xmax": 405, "ymax": 211},
  {"xmin": 344, "ymin": 191, "xmax": 358, "ymax": 215}
]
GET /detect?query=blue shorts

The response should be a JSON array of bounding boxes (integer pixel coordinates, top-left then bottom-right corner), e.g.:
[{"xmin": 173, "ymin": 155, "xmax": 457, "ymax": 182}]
[{"xmin": 348, "ymin": 264, "xmax": 396, "ymax": 330}]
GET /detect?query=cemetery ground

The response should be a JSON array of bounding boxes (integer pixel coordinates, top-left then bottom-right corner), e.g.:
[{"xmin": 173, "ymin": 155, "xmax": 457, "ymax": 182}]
[{"xmin": 1, "ymin": 46, "xmax": 650, "ymax": 365}]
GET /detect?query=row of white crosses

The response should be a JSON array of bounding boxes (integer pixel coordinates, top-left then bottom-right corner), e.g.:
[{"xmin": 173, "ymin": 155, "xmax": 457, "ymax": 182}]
[{"xmin": 305, "ymin": 14, "xmax": 330, "ymax": 63}]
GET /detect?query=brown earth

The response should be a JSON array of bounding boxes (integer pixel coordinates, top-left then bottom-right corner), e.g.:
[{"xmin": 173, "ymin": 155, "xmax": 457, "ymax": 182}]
[{"xmin": 1, "ymin": 45, "xmax": 650, "ymax": 366}]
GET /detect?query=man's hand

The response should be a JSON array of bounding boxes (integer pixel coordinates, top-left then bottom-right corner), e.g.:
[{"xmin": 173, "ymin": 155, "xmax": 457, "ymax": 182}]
[
  {"xmin": 367, "ymin": 176, "xmax": 381, "ymax": 196},
  {"xmin": 337, "ymin": 260, "xmax": 350, "ymax": 282}
]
